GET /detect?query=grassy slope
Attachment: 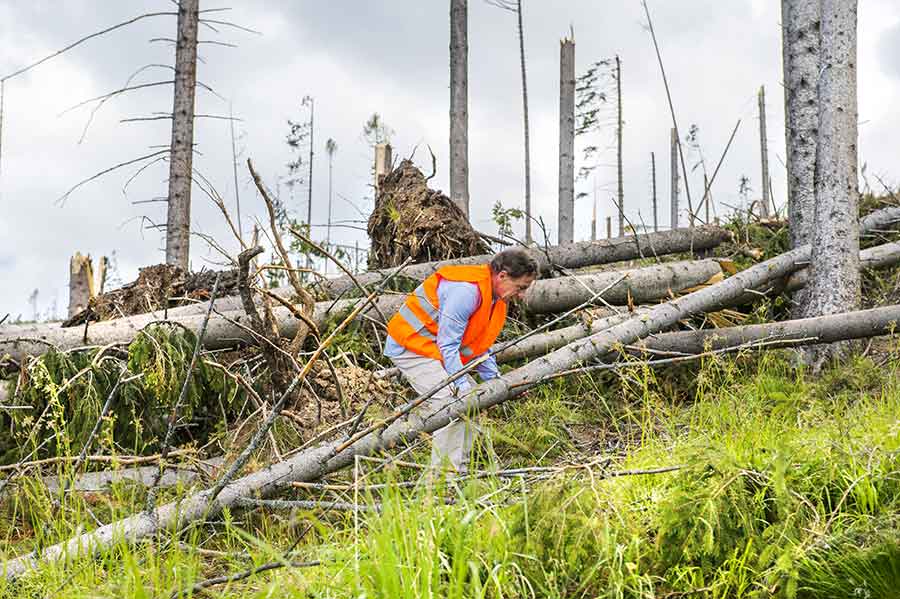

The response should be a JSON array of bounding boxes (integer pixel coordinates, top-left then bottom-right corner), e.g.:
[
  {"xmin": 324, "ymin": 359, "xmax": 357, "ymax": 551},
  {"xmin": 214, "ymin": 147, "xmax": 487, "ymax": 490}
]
[{"xmin": 3, "ymin": 349, "xmax": 900, "ymax": 598}]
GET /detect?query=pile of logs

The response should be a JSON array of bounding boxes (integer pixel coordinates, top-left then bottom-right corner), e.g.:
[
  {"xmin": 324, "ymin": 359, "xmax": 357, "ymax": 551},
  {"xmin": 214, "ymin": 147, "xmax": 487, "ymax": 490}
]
[{"xmin": 3, "ymin": 210, "xmax": 900, "ymax": 579}]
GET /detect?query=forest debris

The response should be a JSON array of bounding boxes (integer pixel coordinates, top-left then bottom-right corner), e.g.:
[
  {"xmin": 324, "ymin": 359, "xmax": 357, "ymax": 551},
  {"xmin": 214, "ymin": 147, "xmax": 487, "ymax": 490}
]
[
  {"xmin": 367, "ymin": 159, "xmax": 490, "ymax": 268},
  {"xmin": 62, "ymin": 264, "xmax": 240, "ymax": 327}
]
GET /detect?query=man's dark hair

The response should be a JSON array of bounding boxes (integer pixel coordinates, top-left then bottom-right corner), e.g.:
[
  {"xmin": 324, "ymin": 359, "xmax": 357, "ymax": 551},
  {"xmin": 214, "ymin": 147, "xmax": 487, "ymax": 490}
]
[{"xmin": 490, "ymin": 248, "xmax": 539, "ymax": 278}]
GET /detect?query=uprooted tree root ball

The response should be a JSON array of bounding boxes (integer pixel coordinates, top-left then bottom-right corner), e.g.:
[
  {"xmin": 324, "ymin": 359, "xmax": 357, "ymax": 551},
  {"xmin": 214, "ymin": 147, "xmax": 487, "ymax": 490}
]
[{"xmin": 367, "ymin": 159, "xmax": 490, "ymax": 268}]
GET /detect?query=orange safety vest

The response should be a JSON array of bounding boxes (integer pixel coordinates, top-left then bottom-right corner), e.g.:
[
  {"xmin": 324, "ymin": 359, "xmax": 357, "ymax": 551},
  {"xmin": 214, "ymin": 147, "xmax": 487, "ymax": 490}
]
[{"xmin": 386, "ymin": 264, "xmax": 507, "ymax": 364}]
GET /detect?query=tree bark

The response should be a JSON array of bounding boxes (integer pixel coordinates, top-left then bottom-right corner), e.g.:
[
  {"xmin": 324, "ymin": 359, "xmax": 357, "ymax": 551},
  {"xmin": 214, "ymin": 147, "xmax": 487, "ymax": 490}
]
[
  {"xmin": 523, "ymin": 260, "xmax": 721, "ymax": 314},
  {"xmin": 803, "ymin": 0, "xmax": 860, "ymax": 364},
  {"xmin": 516, "ymin": 0, "xmax": 532, "ymax": 243},
  {"xmin": 164, "ymin": 0, "xmax": 200, "ymax": 270},
  {"xmin": 782, "ymin": 0, "xmax": 820, "ymax": 319},
  {"xmin": 632, "ymin": 304, "xmax": 900, "ymax": 357},
  {"xmin": 557, "ymin": 35, "xmax": 575, "ymax": 245},
  {"xmin": 449, "ymin": 0, "xmax": 469, "ymax": 218},
  {"xmin": 782, "ymin": 0, "xmax": 820, "ymax": 250},
  {"xmin": 758, "ymin": 85, "xmax": 771, "ymax": 218}
]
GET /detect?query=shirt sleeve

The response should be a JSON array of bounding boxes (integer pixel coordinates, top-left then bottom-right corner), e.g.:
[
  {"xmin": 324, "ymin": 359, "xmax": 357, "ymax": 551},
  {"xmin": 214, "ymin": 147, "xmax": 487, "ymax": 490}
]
[
  {"xmin": 435, "ymin": 280, "xmax": 480, "ymax": 392},
  {"xmin": 474, "ymin": 353, "xmax": 501, "ymax": 380}
]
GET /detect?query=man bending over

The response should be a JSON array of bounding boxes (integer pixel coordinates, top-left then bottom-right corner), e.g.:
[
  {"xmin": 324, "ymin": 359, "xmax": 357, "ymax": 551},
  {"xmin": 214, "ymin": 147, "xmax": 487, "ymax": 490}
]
[{"xmin": 384, "ymin": 248, "xmax": 539, "ymax": 474}]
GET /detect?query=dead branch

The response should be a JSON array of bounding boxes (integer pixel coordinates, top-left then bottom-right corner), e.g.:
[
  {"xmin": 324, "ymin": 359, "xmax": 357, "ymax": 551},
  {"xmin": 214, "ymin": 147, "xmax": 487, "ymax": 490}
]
[
  {"xmin": 1, "ymin": 13, "xmax": 178, "ymax": 82},
  {"xmin": 145, "ymin": 274, "xmax": 222, "ymax": 512}
]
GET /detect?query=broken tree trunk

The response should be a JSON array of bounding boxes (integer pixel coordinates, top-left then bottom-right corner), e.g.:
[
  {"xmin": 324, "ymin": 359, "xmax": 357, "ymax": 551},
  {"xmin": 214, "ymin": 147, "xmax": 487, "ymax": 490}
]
[
  {"xmin": 67, "ymin": 253, "xmax": 94, "ymax": 319},
  {"xmin": 1, "ymin": 216, "xmax": 823, "ymax": 580},
  {"xmin": 557, "ymin": 34, "xmax": 575, "ymax": 245},
  {"xmin": 449, "ymin": 0, "xmax": 469, "ymax": 217},
  {"xmin": 164, "ymin": 0, "xmax": 200, "ymax": 270}
]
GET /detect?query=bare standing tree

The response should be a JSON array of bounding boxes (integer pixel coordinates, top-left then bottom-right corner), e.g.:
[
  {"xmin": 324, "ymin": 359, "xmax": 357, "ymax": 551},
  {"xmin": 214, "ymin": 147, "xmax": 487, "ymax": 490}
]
[
  {"xmin": 165, "ymin": 0, "xmax": 200, "ymax": 270},
  {"xmin": 758, "ymin": 85, "xmax": 771, "ymax": 219},
  {"xmin": 486, "ymin": 0, "xmax": 532, "ymax": 242},
  {"xmin": 803, "ymin": 0, "xmax": 860, "ymax": 366},
  {"xmin": 781, "ymin": 0, "xmax": 820, "ymax": 251},
  {"xmin": 615, "ymin": 55, "xmax": 624, "ymax": 236},
  {"xmin": 557, "ymin": 33, "xmax": 575, "ymax": 245},
  {"xmin": 449, "ymin": 0, "xmax": 469, "ymax": 218},
  {"xmin": 325, "ymin": 138, "xmax": 337, "ymax": 251}
]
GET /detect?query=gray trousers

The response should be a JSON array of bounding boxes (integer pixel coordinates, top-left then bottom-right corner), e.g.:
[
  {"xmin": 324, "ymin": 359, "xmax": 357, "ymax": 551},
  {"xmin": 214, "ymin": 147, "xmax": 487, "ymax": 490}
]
[{"xmin": 389, "ymin": 349, "xmax": 478, "ymax": 473}]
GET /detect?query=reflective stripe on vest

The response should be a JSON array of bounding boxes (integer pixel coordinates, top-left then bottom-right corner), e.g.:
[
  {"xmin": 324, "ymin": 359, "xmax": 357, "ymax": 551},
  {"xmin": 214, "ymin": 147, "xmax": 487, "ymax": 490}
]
[
  {"xmin": 397, "ymin": 304, "xmax": 436, "ymax": 340},
  {"xmin": 413, "ymin": 285, "xmax": 439, "ymax": 320}
]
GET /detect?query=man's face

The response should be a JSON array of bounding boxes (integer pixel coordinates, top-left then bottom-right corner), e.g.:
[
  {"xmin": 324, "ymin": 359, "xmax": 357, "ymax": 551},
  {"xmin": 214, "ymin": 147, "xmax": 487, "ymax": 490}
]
[{"xmin": 492, "ymin": 270, "xmax": 536, "ymax": 301}]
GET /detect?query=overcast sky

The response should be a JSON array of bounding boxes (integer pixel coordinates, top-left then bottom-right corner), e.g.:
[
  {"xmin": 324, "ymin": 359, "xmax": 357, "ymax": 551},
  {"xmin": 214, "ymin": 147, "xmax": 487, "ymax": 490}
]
[{"xmin": 1, "ymin": 1, "xmax": 898, "ymax": 320}]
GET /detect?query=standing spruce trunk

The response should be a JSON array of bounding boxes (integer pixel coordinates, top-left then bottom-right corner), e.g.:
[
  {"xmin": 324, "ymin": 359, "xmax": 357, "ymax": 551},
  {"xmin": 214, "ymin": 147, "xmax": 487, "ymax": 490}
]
[
  {"xmin": 164, "ymin": 0, "xmax": 200, "ymax": 271},
  {"xmin": 803, "ymin": 0, "xmax": 860, "ymax": 366},
  {"xmin": 781, "ymin": 0, "xmax": 820, "ymax": 317},
  {"xmin": 557, "ymin": 35, "xmax": 575, "ymax": 244},
  {"xmin": 449, "ymin": 0, "xmax": 469, "ymax": 217},
  {"xmin": 516, "ymin": 0, "xmax": 532, "ymax": 243}
]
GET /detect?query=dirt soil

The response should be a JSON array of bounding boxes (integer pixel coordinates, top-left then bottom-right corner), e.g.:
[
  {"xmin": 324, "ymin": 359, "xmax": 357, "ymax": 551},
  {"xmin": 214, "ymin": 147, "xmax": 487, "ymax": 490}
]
[
  {"xmin": 63, "ymin": 264, "xmax": 240, "ymax": 327},
  {"xmin": 367, "ymin": 159, "xmax": 490, "ymax": 269}
]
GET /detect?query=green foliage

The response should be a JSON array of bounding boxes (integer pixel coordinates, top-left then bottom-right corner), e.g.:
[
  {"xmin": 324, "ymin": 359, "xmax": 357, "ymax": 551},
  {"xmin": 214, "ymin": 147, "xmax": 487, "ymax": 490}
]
[
  {"xmin": 5, "ymin": 352, "xmax": 900, "ymax": 597},
  {"xmin": 5, "ymin": 325, "xmax": 237, "ymax": 463},
  {"xmin": 491, "ymin": 201, "xmax": 523, "ymax": 239}
]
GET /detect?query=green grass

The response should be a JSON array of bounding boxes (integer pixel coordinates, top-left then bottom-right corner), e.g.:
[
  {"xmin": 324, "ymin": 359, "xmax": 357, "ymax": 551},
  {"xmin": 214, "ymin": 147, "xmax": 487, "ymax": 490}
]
[{"xmin": 2, "ymin": 349, "xmax": 900, "ymax": 598}]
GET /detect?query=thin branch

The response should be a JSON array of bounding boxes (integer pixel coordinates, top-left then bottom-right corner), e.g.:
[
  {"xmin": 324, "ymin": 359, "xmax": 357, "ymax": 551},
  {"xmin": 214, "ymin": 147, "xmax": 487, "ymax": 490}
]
[
  {"xmin": 641, "ymin": 0, "xmax": 695, "ymax": 224},
  {"xmin": 57, "ymin": 149, "xmax": 170, "ymax": 206},
  {"xmin": 697, "ymin": 119, "xmax": 741, "ymax": 222},
  {"xmin": 197, "ymin": 19, "xmax": 262, "ymax": 35},
  {"xmin": 170, "ymin": 560, "xmax": 321, "ymax": 599},
  {"xmin": 79, "ymin": 64, "xmax": 174, "ymax": 143},
  {"xmin": 60, "ymin": 81, "xmax": 174, "ymax": 117},
  {"xmin": 1, "ymin": 12, "xmax": 178, "ymax": 82}
]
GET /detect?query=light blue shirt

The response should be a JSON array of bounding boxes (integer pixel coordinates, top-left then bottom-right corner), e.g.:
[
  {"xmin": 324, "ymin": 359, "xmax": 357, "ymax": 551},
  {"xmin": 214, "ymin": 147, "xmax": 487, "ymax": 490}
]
[{"xmin": 385, "ymin": 279, "xmax": 501, "ymax": 392}]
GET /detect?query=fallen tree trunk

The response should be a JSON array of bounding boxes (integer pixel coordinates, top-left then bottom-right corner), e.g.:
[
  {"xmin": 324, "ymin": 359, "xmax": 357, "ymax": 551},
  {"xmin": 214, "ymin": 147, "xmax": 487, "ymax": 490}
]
[
  {"xmin": 0, "ymin": 226, "xmax": 809, "ymax": 580},
  {"xmin": 523, "ymin": 260, "xmax": 721, "ymax": 314},
  {"xmin": 633, "ymin": 303, "xmax": 900, "ymax": 356},
  {"xmin": 0, "ymin": 295, "xmax": 405, "ymax": 364},
  {"xmin": 0, "ymin": 261, "xmax": 719, "ymax": 363},
  {"xmin": 311, "ymin": 224, "xmax": 732, "ymax": 297},
  {"xmin": 498, "ymin": 239, "xmax": 900, "ymax": 362}
]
